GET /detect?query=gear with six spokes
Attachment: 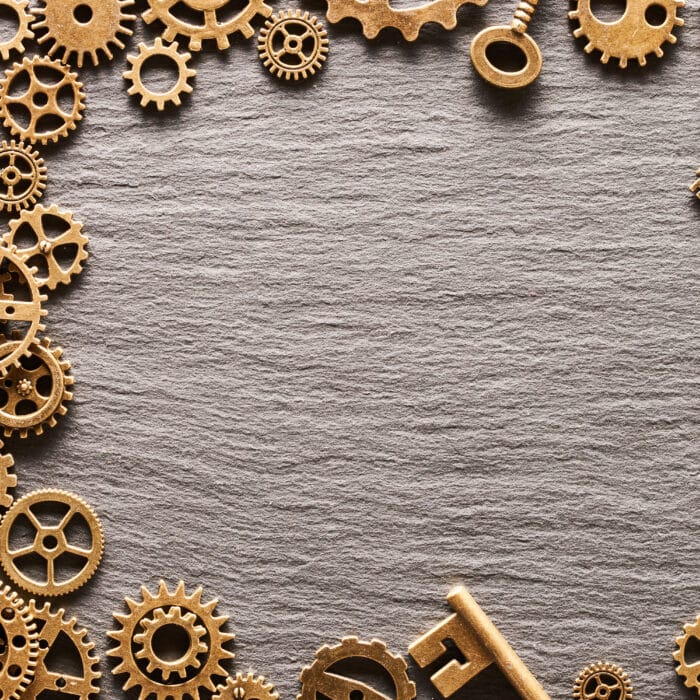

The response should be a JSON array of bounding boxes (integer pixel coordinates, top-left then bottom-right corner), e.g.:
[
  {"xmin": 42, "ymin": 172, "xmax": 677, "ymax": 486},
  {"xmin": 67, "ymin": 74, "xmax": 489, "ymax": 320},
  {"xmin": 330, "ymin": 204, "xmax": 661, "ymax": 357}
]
[
  {"xmin": 572, "ymin": 661, "xmax": 633, "ymax": 700},
  {"xmin": 674, "ymin": 615, "xmax": 700, "ymax": 693},
  {"xmin": 0, "ymin": 141, "xmax": 47, "ymax": 213},
  {"xmin": 0, "ymin": 0, "xmax": 34, "ymax": 61}
]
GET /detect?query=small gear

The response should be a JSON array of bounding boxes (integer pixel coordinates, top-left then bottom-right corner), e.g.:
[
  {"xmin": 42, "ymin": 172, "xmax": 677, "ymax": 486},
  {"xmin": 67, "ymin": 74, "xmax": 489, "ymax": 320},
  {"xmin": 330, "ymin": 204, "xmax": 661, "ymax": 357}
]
[
  {"xmin": 0, "ymin": 0, "xmax": 34, "ymax": 61},
  {"xmin": 0, "ymin": 141, "xmax": 47, "ymax": 213},
  {"xmin": 299, "ymin": 637, "xmax": 416, "ymax": 700},
  {"xmin": 143, "ymin": 0, "xmax": 273, "ymax": 51},
  {"xmin": 0, "ymin": 489, "xmax": 104, "ymax": 597},
  {"xmin": 108, "ymin": 580, "xmax": 235, "ymax": 700},
  {"xmin": 572, "ymin": 661, "xmax": 633, "ymax": 700},
  {"xmin": 691, "ymin": 169, "xmax": 700, "ymax": 201},
  {"xmin": 23, "ymin": 600, "xmax": 100, "ymax": 700},
  {"xmin": 123, "ymin": 38, "xmax": 196, "ymax": 111},
  {"xmin": 3, "ymin": 204, "xmax": 88, "ymax": 290},
  {"xmin": 674, "ymin": 615, "xmax": 700, "ymax": 693},
  {"xmin": 31, "ymin": 0, "xmax": 136, "ymax": 68},
  {"xmin": 568, "ymin": 0, "xmax": 684, "ymax": 67},
  {"xmin": 214, "ymin": 672, "xmax": 279, "ymax": 700},
  {"xmin": 0, "ymin": 439, "xmax": 16, "ymax": 508},
  {"xmin": 258, "ymin": 10, "xmax": 329, "ymax": 82},
  {"xmin": 0, "ymin": 56, "xmax": 85, "ymax": 145}
]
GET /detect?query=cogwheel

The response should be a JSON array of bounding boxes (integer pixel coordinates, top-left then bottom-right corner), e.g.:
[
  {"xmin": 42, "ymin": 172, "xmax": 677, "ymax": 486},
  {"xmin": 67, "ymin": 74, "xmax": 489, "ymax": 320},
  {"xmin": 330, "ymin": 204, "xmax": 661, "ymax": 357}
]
[
  {"xmin": 123, "ymin": 38, "xmax": 196, "ymax": 111},
  {"xmin": 572, "ymin": 661, "xmax": 633, "ymax": 700},
  {"xmin": 23, "ymin": 600, "xmax": 100, "ymax": 700},
  {"xmin": 258, "ymin": 10, "xmax": 329, "ymax": 82},
  {"xmin": 0, "ymin": 440, "xmax": 16, "ymax": 508},
  {"xmin": 674, "ymin": 615, "xmax": 700, "ymax": 693},
  {"xmin": 298, "ymin": 636, "xmax": 416, "ymax": 700},
  {"xmin": 0, "ymin": 489, "xmax": 104, "ymax": 597},
  {"xmin": 142, "ymin": 0, "xmax": 273, "ymax": 51},
  {"xmin": 3, "ymin": 205, "xmax": 88, "ymax": 290},
  {"xmin": 0, "ymin": 0, "xmax": 34, "ymax": 61},
  {"xmin": 214, "ymin": 672, "xmax": 279, "ymax": 700},
  {"xmin": 690, "ymin": 169, "xmax": 700, "ymax": 200},
  {"xmin": 568, "ymin": 0, "xmax": 684, "ymax": 67},
  {"xmin": 108, "ymin": 580, "xmax": 235, "ymax": 700},
  {"xmin": 31, "ymin": 0, "xmax": 136, "ymax": 68},
  {"xmin": 0, "ymin": 141, "xmax": 46, "ymax": 213}
]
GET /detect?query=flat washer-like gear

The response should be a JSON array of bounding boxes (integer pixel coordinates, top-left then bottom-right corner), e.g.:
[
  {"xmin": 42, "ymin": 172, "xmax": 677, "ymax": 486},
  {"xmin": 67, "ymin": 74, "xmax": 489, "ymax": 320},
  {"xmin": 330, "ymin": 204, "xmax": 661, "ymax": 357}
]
[
  {"xmin": 108, "ymin": 580, "xmax": 235, "ymax": 700},
  {"xmin": 569, "ymin": 0, "xmax": 684, "ymax": 67},
  {"xmin": 0, "ymin": 440, "xmax": 16, "ymax": 508},
  {"xmin": 674, "ymin": 615, "xmax": 700, "ymax": 693},
  {"xmin": 0, "ymin": 141, "xmax": 46, "ymax": 213},
  {"xmin": 572, "ymin": 661, "xmax": 633, "ymax": 700},
  {"xmin": 0, "ymin": 0, "xmax": 34, "ymax": 61},
  {"xmin": 258, "ymin": 10, "xmax": 329, "ymax": 81},
  {"xmin": 214, "ymin": 672, "xmax": 279, "ymax": 700}
]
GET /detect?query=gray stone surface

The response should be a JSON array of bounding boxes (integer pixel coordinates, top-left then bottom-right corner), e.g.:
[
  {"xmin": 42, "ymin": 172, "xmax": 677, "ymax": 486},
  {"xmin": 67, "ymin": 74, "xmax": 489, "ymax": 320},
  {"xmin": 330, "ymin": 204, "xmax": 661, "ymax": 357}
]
[{"xmin": 4, "ymin": 0, "xmax": 699, "ymax": 699}]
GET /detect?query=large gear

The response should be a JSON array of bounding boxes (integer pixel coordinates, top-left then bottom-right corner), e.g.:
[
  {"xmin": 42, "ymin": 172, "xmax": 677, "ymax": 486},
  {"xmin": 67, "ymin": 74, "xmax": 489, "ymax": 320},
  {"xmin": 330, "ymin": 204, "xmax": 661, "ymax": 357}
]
[
  {"xmin": 572, "ymin": 661, "xmax": 633, "ymax": 700},
  {"xmin": 23, "ymin": 600, "xmax": 100, "ymax": 700},
  {"xmin": 108, "ymin": 580, "xmax": 235, "ymax": 700},
  {"xmin": 0, "ymin": 440, "xmax": 16, "ymax": 508},
  {"xmin": 0, "ymin": 141, "xmax": 47, "ymax": 214},
  {"xmin": 142, "ymin": 0, "xmax": 273, "ymax": 51},
  {"xmin": 0, "ymin": 489, "xmax": 104, "ymax": 597},
  {"xmin": 674, "ymin": 615, "xmax": 700, "ymax": 693},
  {"xmin": 0, "ymin": 1, "xmax": 34, "ymax": 62},
  {"xmin": 213, "ymin": 672, "xmax": 279, "ymax": 700},
  {"xmin": 298, "ymin": 637, "xmax": 416, "ymax": 700},
  {"xmin": 568, "ymin": 0, "xmax": 684, "ymax": 67},
  {"xmin": 0, "ymin": 56, "xmax": 85, "ymax": 145}
]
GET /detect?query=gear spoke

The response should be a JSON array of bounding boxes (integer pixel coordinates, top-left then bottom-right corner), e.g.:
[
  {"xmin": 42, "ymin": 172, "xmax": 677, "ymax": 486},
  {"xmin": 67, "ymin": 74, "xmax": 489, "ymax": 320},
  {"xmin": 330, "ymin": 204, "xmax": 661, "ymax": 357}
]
[
  {"xmin": 9, "ymin": 543, "xmax": 35, "ymax": 559},
  {"xmin": 0, "ymin": 299, "xmax": 40, "ymax": 322}
]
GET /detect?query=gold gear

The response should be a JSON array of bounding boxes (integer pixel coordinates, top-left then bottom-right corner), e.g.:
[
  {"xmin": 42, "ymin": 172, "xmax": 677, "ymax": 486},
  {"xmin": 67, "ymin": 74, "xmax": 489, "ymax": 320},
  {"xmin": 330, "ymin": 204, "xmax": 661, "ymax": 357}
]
[
  {"xmin": 3, "ymin": 204, "xmax": 89, "ymax": 290},
  {"xmin": 572, "ymin": 661, "xmax": 633, "ymax": 700},
  {"xmin": 568, "ymin": 0, "xmax": 684, "ymax": 68},
  {"xmin": 0, "ymin": 1, "xmax": 34, "ymax": 62},
  {"xmin": 0, "ymin": 56, "xmax": 85, "ymax": 145},
  {"xmin": 31, "ymin": 0, "xmax": 136, "ymax": 68},
  {"xmin": 0, "ymin": 489, "xmax": 104, "ymax": 597},
  {"xmin": 298, "ymin": 637, "xmax": 416, "ymax": 700},
  {"xmin": 214, "ymin": 672, "xmax": 279, "ymax": 700},
  {"xmin": 0, "ymin": 141, "xmax": 47, "ymax": 214},
  {"xmin": 123, "ymin": 38, "xmax": 196, "ymax": 111},
  {"xmin": 258, "ymin": 10, "xmax": 329, "ymax": 82},
  {"xmin": 0, "ymin": 440, "xmax": 16, "ymax": 508},
  {"xmin": 23, "ymin": 600, "xmax": 100, "ymax": 700},
  {"xmin": 142, "ymin": 0, "xmax": 273, "ymax": 51},
  {"xmin": 108, "ymin": 580, "xmax": 235, "ymax": 700},
  {"xmin": 691, "ymin": 169, "xmax": 700, "ymax": 201},
  {"xmin": 674, "ymin": 615, "xmax": 700, "ymax": 693}
]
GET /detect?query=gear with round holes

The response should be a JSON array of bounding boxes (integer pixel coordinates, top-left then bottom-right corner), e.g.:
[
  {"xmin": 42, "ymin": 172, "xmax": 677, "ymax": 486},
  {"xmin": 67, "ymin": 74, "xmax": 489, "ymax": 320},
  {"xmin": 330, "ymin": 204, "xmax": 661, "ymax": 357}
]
[
  {"xmin": 298, "ymin": 637, "xmax": 416, "ymax": 700},
  {"xmin": 0, "ymin": 0, "xmax": 34, "ymax": 61},
  {"xmin": 31, "ymin": 0, "xmax": 136, "ymax": 68},
  {"xmin": 568, "ymin": 0, "xmax": 684, "ymax": 67},
  {"xmin": 0, "ymin": 440, "xmax": 16, "ymax": 508},
  {"xmin": 123, "ymin": 38, "xmax": 196, "ymax": 111},
  {"xmin": 0, "ymin": 56, "xmax": 85, "ymax": 145},
  {"xmin": 674, "ymin": 615, "xmax": 700, "ymax": 693},
  {"xmin": 0, "ymin": 141, "xmax": 47, "ymax": 213},
  {"xmin": 3, "ymin": 204, "xmax": 88, "ymax": 290},
  {"xmin": 143, "ymin": 0, "xmax": 273, "ymax": 51},
  {"xmin": 0, "ymin": 488, "xmax": 104, "ymax": 597},
  {"xmin": 23, "ymin": 600, "xmax": 101, "ymax": 700},
  {"xmin": 258, "ymin": 10, "xmax": 329, "ymax": 81},
  {"xmin": 108, "ymin": 580, "xmax": 235, "ymax": 700},
  {"xmin": 214, "ymin": 672, "xmax": 279, "ymax": 700},
  {"xmin": 572, "ymin": 661, "xmax": 633, "ymax": 700}
]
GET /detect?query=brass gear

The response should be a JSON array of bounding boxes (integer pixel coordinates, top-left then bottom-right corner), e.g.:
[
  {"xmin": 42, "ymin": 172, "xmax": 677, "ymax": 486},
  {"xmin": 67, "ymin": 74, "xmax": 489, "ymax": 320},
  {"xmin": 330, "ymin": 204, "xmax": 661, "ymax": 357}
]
[
  {"xmin": 214, "ymin": 672, "xmax": 279, "ymax": 700},
  {"xmin": 568, "ymin": 0, "xmax": 684, "ymax": 67},
  {"xmin": 0, "ymin": 141, "xmax": 47, "ymax": 214},
  {"xmin": 0, "ymin": 489, "xmax": 104, "ymax": 597},
  {"xmin": 572, "ymin": 661, "xmax": 633, "ymax": 700},
  {"xmin": 258, "ymin": 10, "xmax": 329, "ymax": 82},
  {"xmin": 0, "ymin": 441, "xmax": 16, "ymax": 509},
  {"xmin": 298, "ymin": 637, "xmax": 416, "ymax": 700},
  {"xmin": 691, "ymin": 168, "xmax": 700, "ymax": 201},
  {"xmin": 31, "ymin": 0, "xmax": 136, "ymax": 68},
  {"xmin": 0, "ymin": 56, "xmax": 85, "ymax": 145},
  {"xmin": 108, "ymin": 580, "xmax": 235, "ymax": 700},
  {"xmin": 0, "ymin": 1, "xmax": 34, "ymax": 62},
  {"xmin": 142, "ymin": 0, "xmax": 273, "ymax": 51},
  {"xmin": 3, "ymin": 205, "xmax": 89, "ymax": 290},
  {"xmin": 123, "ymin": 38, "xmax": 196, "ymax": 111},
  {"xmin": 673, "ymin": 615, "xmax": 700, "ymax": 693},
  {"xmin": 23, "ymin": 600, "xmax": 100, "ymax": 700}
]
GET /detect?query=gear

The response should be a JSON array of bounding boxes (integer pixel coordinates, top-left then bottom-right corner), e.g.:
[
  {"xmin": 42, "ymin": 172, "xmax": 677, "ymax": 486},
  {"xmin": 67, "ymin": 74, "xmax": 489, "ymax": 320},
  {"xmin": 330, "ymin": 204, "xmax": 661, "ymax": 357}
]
[
  {"xmin": 23, "ymin": 600, "xmax": 100, "ymax": 700},
  {"xmin": 123, "ymin": 38, "xmax": 196, "ymax": 111},
  {"xmin": 3, "ymin": 205, "xmax": 88, "ymax": 290},
  {"xmin": 142, "ymin": 0, "xmax": 273, "ymax": 51},
  {"xmin": 214, "ymin": 672, "xmax": 279, "ymax": 700},
  {"xmin": 108, "ymin": 580, "xmax": 235, "ymax": 700},
  {"xmin": 568, "ymin": 0, "xmax": 684, "ymax": 67},
  {"xmin": 0, "ymin": 141, "xmax": 47, "ymax": 214},
  {"xmin": 0, "ymin": 1, "xmax": 34, "ymax": 61},
  {"xmin": 674, "ymin": 615, "xmax": 700, "ymax": 693},
  {"xmin": 691, "ymin": 169, "xmax": 700, "ymax": 201},
  {"xmin": 0, "ymin": 440, "xmax": 16, "ymax": 508},
  {"xmin": 298, "ymin": 637, "xmax": 416, "ymax": 700},
  {"xmin": 0, "ymin": 489, "xmax": 104, "ymax": 597},
  {"xmin": 258, "ymin": 10, "xmax": 329, "ymax": 82},
  {"xmin": 0, "ymin": 56, "xmax": 85, "ymax": 145},
  {"xmin": 0, "ymin": 583, "xmax": 38, "ymax": 700},
  {"xmin": 31, "ymin": 0, "xmax": 136, "ymax": 68},
  {"xmin": 572, "ymin": 661, "xmax": 633, "ymax": 700}
]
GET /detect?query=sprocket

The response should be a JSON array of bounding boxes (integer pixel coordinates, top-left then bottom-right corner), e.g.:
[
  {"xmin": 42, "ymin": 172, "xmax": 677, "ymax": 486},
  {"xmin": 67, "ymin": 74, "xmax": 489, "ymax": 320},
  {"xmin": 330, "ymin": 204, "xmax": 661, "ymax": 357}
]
[
  {"xmin": 572, "ymin": 661, "xmax": 633, "ymax": 700},
  {"xmin": 0, "ymin": 141, "xmax": 47, "ymax": 213},
  {"xmin": 214, "ymin": 672, "xmax": 279, "ymax": 700},
  {"xmin": 674, "ymin": 615, "xmax": 700, "ymax": 693},
  {"xmin": 0, "ymin": 0, "xmax": 34, "ymax": 62},
  {"xmin": 0, "ymin": 439, "xmax": 16, "ymax": 508}
]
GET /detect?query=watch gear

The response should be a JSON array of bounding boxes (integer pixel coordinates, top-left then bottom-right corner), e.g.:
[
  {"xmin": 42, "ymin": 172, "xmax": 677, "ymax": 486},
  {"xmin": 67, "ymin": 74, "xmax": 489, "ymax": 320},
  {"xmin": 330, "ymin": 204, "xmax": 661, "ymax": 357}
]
[
  {"xmin": 123, "ymin": 38, "xmax": 196, "ymax": 111},
  {"xmin": 572, "ymin": 661, "xmax": 633, "ymax": 700},
  {"xmin": 0, "ymin": 335, "xmax": 73, "ymax": 438},
  {"xmin": 213, "ymin": 672, "xmax": 279, "ymax": 700},
  {"xmin": 258, "ymin": 10, "xmax": 329, "ymax": 82},
  {"xmin": 3, "ymin": 204, "xmax": 89, "ymax": 290},
  {"xmin": 568, "ymin": 0, "xmax": 684, "ymax": 67},
  {"xmin": 0, "ymin": 0, "xmax": 34, "ymax": 61},
  {"xmin": 0, "ymin": 440, "xmax": 16, "ymax": 508},
  {"xmin": 0, "ymin": 56, "xmax": 85, "ymax": 145},
  {"xmin": 298, "ymin": 637, "xmax": 416, "ymax": 700},
  {"xmin": 673, "ymin": 615, "xmax": 700, "ymax": 693},
  {"xmin": 0, "ymin": 141, "xmax": 47, "ymax": 213},
  {"xmin": 23, "ymin": 600, "xmax": 100, "ymax": 700},
  {"xmin": 142, "ymin": 0, "xmax": 273, "ymax": 51},
  {"xmin": 108, "ymin": 580, "xmax": 235, "ymax": 700},
  {"xmin": 31, "ymin": 0, "xmax": 136, "ymax": 68},
  {"xmin": 0, "ymin": 489, "xmax": 104, "ymax": 597}
]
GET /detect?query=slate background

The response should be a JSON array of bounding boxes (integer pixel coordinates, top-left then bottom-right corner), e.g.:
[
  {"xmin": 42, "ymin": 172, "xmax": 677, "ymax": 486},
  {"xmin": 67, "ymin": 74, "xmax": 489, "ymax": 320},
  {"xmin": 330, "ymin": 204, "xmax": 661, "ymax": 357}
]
[{"xmin": 3, "ymin": 0, "xmax": 699, "ymax": 698}]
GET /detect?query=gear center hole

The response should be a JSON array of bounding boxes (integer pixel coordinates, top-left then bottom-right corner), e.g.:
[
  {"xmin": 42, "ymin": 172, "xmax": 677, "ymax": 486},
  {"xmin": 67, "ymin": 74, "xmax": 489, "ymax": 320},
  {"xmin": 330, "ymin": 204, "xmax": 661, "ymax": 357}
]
[
  {"xmin": 32, "ymin": 92, "xmax": 49, "ymax": 109},
  {"xmin": 140, "ymin": 56, "xmax": 181, "ymax": 96},
  {"xmin": 42, "ymin": 534, "xmax": 59, "ymax": 550},
  {"xmin": 73, "ymin": 4, "xmax": 94, "ymax": 24},
  {"xmin": 151, "ymin": 622, "xmax": 192, "ymax": 663}
]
